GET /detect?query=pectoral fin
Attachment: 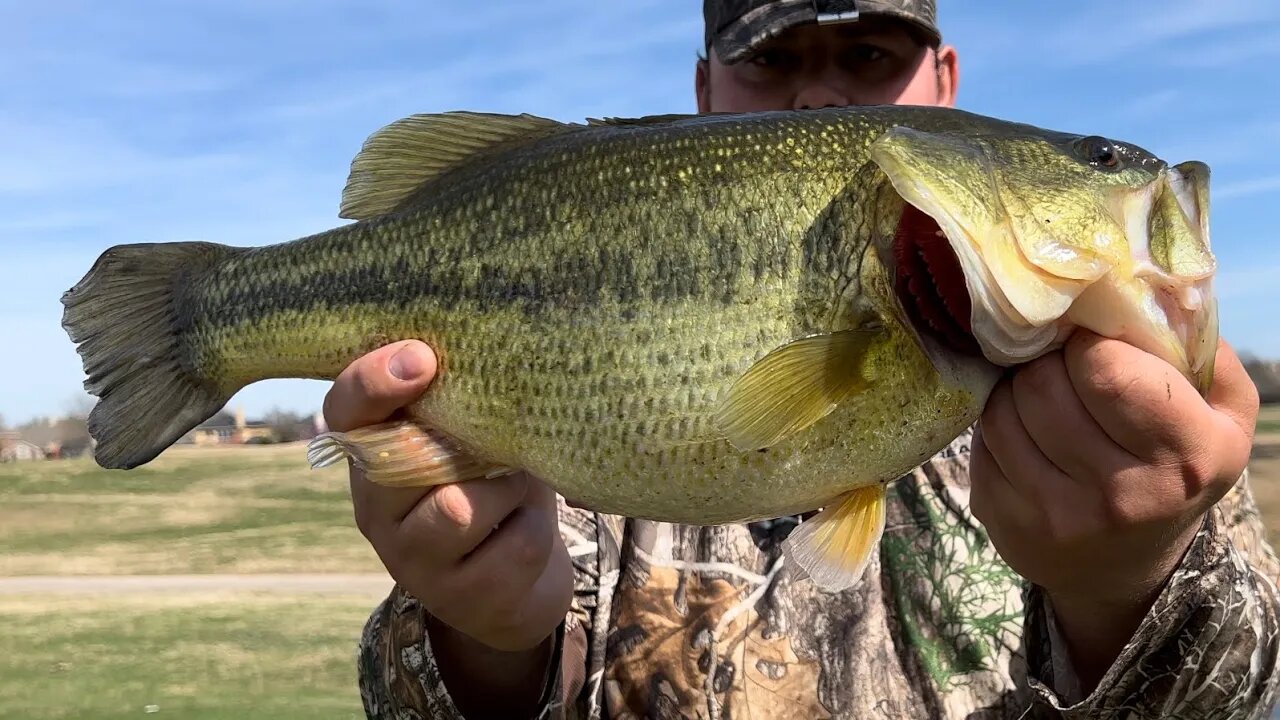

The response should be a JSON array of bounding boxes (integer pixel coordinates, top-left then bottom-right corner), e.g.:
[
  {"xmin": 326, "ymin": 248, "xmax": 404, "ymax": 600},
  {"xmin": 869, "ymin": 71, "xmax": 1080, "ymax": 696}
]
[
  {"xmin": 714, "ymin": 329, "xmax": 880, "ymax": 451},
  {"xmin": 783, "ymin": 484, "xmax": 887, "ymax": 592},
  {"xmin": 307, "ymin": 420, "xmax": 511, "ymax": 487}
]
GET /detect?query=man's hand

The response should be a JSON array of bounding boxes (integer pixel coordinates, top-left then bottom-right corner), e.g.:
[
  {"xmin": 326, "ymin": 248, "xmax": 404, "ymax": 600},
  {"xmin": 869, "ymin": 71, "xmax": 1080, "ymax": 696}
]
[
  {"xmin": 324, "ymin": 340, "xmax": 573, "ymax": 716},
  {"xmin": 970, "ymin": 329, "xmax": 1259, "ymax": 691}
]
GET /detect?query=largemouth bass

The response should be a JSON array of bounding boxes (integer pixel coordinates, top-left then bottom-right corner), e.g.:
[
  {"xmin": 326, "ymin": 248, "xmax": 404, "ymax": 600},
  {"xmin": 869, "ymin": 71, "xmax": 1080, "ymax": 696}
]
[{"xmin": 62, "ymin": 106, "xmax": 1218, "ymax": 590}]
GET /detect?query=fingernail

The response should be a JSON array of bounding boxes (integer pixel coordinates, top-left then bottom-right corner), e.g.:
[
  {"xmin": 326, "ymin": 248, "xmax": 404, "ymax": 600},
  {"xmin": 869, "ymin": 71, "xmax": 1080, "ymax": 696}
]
[{"xmin": 389, "ymin": 345, "xmax": 429, "ymax": 381}]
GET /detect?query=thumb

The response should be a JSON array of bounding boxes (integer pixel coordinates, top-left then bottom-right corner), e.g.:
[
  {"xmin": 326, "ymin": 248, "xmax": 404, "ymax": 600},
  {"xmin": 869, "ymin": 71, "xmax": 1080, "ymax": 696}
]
[{"xmin": 323, "ymin": 340, "xmax": 438, "ymax": 432}]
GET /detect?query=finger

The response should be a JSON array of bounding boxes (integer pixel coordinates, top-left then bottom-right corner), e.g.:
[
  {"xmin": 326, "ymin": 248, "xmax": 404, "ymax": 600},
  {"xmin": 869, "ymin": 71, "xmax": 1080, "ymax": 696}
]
[
  {"xmin": 322, "ymin": 340, "xmax": 438, "ymax": 433},
  {"xmin": 1009, "ymin": 351, "xmax": 1132, "ymax": 483},
  {"xmin": 450, "ymin": 492, "xmax": 557, "ymax": 608},
  {"xmin": 968, "ymin": 426, "xmax": 1037, "ymax": 532},
  {"xmin": 1064, "ymin": 330, "xmax": 1226, "ymax": 465},
  {"xmin": 1205, "ymin": 339, "xmax": 1261, "ymax": 444},
  {"xmin": 348, "ymin": 469, "xmax": 438, "ymax": 544},
  {"xmin": 978, "ymin": 377, "xmax": 1071, "ymax": 498},
  {"xmin": 397, "ymin": 472, "xmax": 535, "ymax": 563}
]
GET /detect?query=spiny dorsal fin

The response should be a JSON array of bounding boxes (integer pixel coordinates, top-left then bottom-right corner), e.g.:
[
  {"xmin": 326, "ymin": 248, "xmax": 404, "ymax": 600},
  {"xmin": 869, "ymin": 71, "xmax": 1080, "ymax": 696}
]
[
  {"xmin": 339, "ymin": 111, "xmax": 575, "ymax": 220},
  {"xmin": 585, "ymin": 112, "xmax": 703, "ymax": 127}
]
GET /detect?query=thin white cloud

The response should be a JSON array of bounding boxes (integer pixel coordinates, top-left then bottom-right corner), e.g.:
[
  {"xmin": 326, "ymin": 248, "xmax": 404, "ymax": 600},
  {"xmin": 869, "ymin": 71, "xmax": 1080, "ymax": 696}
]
[
  {"xmin": 1115, "ymin": 88, "xmax": 1182, "ymax": 121},
  {"xmin": 1049, "ymin": 0, "xmax": 1280, "ymax": 66},
  {"xmin": 1161, "ymin": 31, "xmax": 1280, "ymax": 68},
  {"xmin": 1215, "ymin": 256, "xmax": 1280, "ymax": 299},
  {"xmin": 0, "ymin": 116, "xmax": 246, "ymax": 195},
  {"xmin": 1154, "ymin": 119, "xmax": 1280, "ymax": 167},
  {"xmin": 1215, "ymin": 174, "xmax": 1280, "ymax": 200},
  {"xmin": 249, "ymin": 10, "xmax": 700, "ymax": 125}
]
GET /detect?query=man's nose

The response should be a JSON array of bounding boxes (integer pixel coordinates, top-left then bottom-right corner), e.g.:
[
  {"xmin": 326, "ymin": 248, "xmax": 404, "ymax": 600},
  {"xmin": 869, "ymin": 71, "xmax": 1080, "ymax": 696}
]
[{"xmin": 793, "ymin": 81, "xmax": 851, "ymax": 110}]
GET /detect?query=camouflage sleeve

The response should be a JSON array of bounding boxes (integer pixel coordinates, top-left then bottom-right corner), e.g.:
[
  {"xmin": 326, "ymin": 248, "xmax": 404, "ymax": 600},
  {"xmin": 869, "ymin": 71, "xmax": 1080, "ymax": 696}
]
[
  {"xmin": 354, "ymin": 497, "xmax": 600, "ymax": 719},
  {"xmin": 1023, "ymin": 468, "xmax": 1280, "ymax": 719}
]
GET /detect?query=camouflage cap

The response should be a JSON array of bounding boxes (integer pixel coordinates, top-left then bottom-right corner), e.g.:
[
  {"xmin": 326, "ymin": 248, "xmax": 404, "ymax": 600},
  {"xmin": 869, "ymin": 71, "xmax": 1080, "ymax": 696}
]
[{"xmin": 703, "ymin": 0, "xmax": 941, "ymax": 64}]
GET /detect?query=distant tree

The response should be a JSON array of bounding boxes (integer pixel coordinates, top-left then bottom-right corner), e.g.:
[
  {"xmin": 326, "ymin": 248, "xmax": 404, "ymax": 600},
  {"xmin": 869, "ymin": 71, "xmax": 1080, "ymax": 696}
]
[
  {"xmin": 1242, "ymin": 356, "xmax": 1280, "ymax": 404},
  {"xmin": 199, "ymin": 409, "xmax": 236, "ymax": 428},
  {"xmin": 0, "ymin": 413, "xmax": 6, "ymax": 432},
  {"xmin": 53, "ymin": 414, "xmax": 91, "ymax": 452},
  {"xmin": 264, "ymin": 408, "xmax": 315, "ymax": 442}
]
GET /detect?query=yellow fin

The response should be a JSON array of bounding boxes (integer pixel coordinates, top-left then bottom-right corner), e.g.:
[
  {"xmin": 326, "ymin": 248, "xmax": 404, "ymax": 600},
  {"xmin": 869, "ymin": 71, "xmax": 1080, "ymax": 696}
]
[
  {"xmin": 714, "ymin": 329, "xmax": 879, "ymax": 451},
  {"xmin": 339, "ymin": 111, "xmax": 574, "ymax": 220},
  {"xmin": 783, "ymin": 485, "xmax": 887, "ymax": 592},
  {"xmin": 307, "ymin": 420, "xmax": 511, "ymax": 487}
]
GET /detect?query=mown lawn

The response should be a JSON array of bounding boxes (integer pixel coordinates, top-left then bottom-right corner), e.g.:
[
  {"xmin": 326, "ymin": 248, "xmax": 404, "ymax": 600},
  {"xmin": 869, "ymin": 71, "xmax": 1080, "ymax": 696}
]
[
  {"xmin": 1248, "ymin": 406, "xmax": 1280, "ymax": 549},
  {"xmin": 0, "ymin": 591, "xmax": 382, "ymax": 720},
  {"xmin": 1258, "ymin": 404, "xmax": 1280, "ymax": 435},
  {"xmin": 0, "ymin": 443, "xmax": 383, "ymax": 576}
]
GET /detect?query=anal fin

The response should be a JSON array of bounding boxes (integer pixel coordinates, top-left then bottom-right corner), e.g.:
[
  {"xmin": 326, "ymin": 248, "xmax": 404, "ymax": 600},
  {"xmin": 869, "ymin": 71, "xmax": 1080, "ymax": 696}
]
[
  {"xmin": 307, "ymin": 420, "xmax": 511, "ymax": 488},
  {"xmin": 783, "ymin": 484, "xmax": 887, "ymax": 592}
]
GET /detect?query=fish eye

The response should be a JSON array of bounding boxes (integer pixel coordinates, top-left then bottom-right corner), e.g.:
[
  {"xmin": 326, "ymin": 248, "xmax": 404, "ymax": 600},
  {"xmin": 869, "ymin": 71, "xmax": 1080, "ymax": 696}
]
[{"xmin": 1077, "ymin": 135, "xmax": 1122, "ymax": 170}]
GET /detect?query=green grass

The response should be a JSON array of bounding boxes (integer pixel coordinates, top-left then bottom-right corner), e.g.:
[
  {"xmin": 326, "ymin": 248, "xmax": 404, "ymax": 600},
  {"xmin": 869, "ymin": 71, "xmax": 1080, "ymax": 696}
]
[
  {"xmin": 1257, "ymin": 404, "xmax": 1280, "ymax": 434},
  {"xmin": 0, "ymin": 592, "xmax": 381, "ymax": 720},
  {"xmin": 0, "ymin": 444, "xmax": 384, "ymax": 575}
]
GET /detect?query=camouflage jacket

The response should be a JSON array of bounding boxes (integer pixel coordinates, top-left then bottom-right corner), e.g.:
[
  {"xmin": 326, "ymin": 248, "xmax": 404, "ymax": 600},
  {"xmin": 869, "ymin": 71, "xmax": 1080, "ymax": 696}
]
[{"xmin": 355, "ymin": 428, "xmax": 1280, "ymax": 719}]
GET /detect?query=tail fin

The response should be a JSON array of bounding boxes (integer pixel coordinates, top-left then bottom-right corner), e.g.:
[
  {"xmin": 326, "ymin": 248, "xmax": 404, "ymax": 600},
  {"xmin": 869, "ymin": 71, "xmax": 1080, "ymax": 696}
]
[{"xmin": 61, "ymin": 241, "xmax": 245, "ymax": 469}]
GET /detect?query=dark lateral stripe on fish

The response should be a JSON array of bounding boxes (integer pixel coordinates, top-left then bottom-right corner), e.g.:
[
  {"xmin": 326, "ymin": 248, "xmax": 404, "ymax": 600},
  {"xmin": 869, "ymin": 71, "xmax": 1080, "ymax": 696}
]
[{"xmin": 183, "ymin": 216, "xmax": 820, "ymax": 332}]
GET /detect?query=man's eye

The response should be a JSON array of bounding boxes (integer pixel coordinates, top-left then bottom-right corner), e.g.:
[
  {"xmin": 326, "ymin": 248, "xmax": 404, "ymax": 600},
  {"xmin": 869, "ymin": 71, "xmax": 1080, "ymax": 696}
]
[
  {"xmin": 747, "ymin": 48, "xmax": 796, "ymax": 70},
  {"xmin": 847, "ymin": 44, "xmax": 889, "ymax": 63}
]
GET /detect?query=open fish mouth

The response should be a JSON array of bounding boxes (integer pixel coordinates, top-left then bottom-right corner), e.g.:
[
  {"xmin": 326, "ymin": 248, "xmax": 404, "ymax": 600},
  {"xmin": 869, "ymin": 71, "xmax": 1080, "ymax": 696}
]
[
  {"xmin": 1112, "ymin": 160, "xmax": 1219, "ymax": 393},
  {"xmin": 870, "ymin": 128, "xmax": 1219, "ymax": 394},
  {"xmin": 888, "ymin": 201, "xmax": 982, "ymax": 358}
]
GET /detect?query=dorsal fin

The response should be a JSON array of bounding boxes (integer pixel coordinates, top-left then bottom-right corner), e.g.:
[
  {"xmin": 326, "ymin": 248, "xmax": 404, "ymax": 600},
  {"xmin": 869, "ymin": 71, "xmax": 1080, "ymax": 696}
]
[
  {"xmin": 339, "ymin": 111, "xmax": 576, "ymax": 220},
  {"xmin": 585, "ymin": 112, "xmax": 703, "ymax": 127}
]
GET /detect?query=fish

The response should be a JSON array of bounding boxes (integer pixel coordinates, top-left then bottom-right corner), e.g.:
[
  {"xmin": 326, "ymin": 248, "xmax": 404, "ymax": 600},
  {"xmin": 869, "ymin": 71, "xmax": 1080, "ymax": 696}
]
[{"xmin": 61, "ymin": 105, "xmax": 1219, "ymax": 591}]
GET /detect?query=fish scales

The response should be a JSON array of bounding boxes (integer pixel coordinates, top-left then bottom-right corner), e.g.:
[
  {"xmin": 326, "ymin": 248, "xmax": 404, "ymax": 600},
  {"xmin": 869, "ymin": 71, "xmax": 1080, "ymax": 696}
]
[{"xmin": 173, "ymin": 111, "xmax": 951, "ymax": 522}]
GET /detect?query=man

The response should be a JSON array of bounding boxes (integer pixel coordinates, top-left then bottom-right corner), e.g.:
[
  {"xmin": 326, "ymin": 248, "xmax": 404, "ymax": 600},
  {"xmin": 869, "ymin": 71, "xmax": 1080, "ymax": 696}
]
[{"xmin": 333, "ymin": 2, "xmax": 1280, "ymax": 718}]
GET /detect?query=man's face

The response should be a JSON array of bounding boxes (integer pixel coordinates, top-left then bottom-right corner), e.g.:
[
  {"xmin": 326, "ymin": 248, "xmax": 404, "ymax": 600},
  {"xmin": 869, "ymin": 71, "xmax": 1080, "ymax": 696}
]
[{"xmin": 696, "ymin": 16, "xmax": 959, "ymax": 113}]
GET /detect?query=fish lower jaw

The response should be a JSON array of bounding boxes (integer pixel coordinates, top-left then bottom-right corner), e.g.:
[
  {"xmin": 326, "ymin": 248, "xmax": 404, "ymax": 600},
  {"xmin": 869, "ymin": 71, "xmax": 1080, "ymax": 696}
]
[{"xmin": 1063, "ymin": 275, "xmax": 1199, "ymax": 379}]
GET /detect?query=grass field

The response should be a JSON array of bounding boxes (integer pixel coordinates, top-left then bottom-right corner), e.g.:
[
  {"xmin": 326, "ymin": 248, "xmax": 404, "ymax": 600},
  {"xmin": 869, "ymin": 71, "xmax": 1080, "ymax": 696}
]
[
  {"xmin": 1249, "ymin": 405, "xmax": 1280, "ymax": 548},
  {"xmin": 0, "ymin": 443, "xmax": 383, "ymax": 576},
  {"xmin": 1259, "ymin": 404, "xmax": 1280, "ymax": 435},
  {"xmin": 0, "ymin": 591, "xmax": 383, "ymax": 720},
  {"xmin": 0, "ymin": 443, "xmax": 387, "ymax": 719},
  {"xmin": 2, "ymin": 416, "xmax": 1279, "ymax": 719}
]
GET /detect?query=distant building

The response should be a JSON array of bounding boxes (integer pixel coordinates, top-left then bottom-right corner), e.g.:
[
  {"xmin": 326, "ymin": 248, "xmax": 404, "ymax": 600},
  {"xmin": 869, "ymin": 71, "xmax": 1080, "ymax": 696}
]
[
  {"xmin": 0, "ymin": 432, "xmax": 46, "ymax": 462},
  {"xmin": 185, "ymin": 407, "xmax": 279, "ymax": 446}
]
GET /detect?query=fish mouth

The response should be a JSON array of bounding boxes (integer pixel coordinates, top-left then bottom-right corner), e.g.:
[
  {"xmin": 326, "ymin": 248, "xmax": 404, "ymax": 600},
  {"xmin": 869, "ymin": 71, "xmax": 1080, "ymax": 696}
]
[
  {"xmin": 1167, "ymin": 161, "xmax": 1219, "ymax": 393},
  {"xmin": 1100, "ymin": 160, "xmax": 1219, "ymax": 393},
  {"xmin": 870, "ymin": 144, "xmax": 1076, "ymax": 371},
  {"xmin": 888, "ymin": 201, "xmax": 983, "ymax": 358},
  {"xmin": 875, "ymin": 147, "xmax": 1213, "ymax": 392}
]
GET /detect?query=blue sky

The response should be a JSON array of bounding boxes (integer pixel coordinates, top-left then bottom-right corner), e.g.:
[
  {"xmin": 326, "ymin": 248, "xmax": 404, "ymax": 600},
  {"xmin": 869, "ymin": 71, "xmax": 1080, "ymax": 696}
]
[{"xmin": 2, "ymin": 0, "xmax": 1278, "ymax": 426}]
